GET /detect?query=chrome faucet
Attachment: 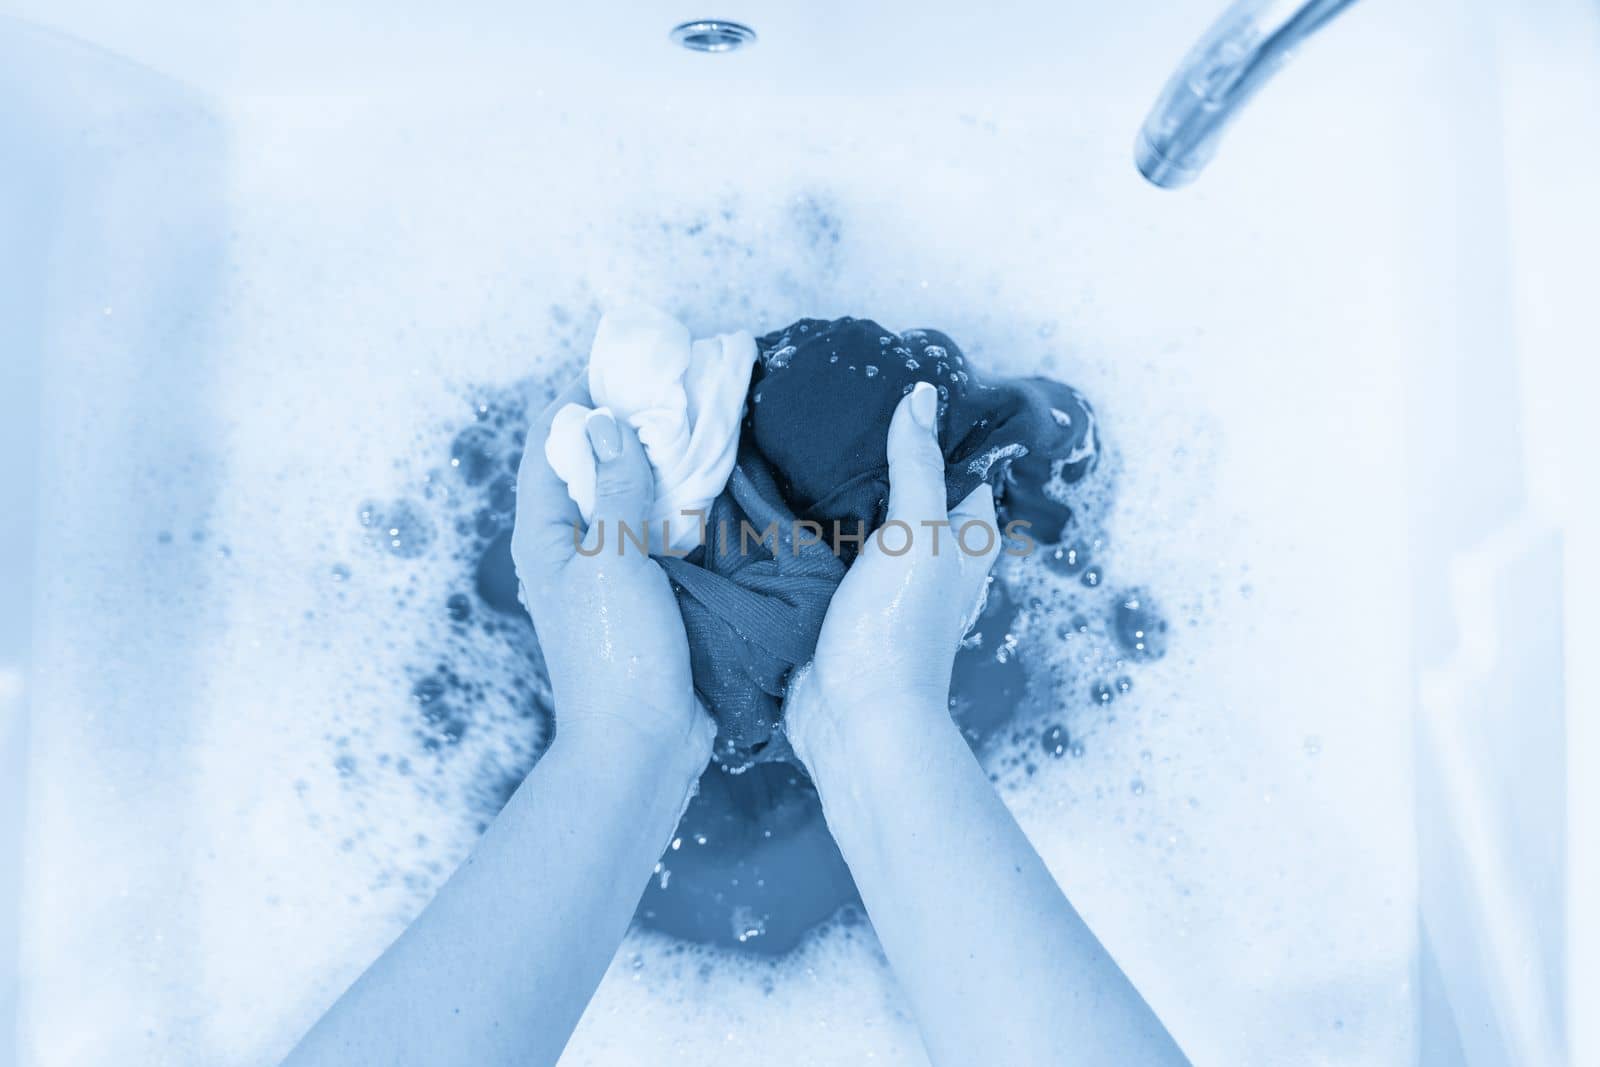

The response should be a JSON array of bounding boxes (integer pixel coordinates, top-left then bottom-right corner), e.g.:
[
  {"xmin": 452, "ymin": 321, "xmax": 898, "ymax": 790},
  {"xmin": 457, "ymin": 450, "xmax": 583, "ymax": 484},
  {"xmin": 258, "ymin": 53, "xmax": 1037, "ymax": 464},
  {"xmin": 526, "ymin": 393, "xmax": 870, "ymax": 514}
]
[{"xmin": 1135, "ymin": 0, "xmax": 1359, "ymax": 188}]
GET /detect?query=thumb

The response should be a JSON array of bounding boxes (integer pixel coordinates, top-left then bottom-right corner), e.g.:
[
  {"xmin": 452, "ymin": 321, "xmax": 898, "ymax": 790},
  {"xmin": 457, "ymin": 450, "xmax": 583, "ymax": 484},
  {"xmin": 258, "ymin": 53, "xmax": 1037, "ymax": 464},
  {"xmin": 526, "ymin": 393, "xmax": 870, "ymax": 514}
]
[
  {"xmin": 584, "ymin": 409, "xmax": 656, "ymax": 548},
  {"xmin": 885, "ymin": 381, "xmax": 947, "ymax": 527}
]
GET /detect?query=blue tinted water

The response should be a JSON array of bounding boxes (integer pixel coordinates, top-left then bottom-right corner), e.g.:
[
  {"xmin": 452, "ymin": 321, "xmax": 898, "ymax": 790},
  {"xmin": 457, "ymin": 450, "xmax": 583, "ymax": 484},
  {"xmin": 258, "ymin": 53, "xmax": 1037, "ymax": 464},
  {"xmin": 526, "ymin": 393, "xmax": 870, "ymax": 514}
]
[{"xmin": 335, "ymin": 370, "xmax": 1165, "ymax": 956}]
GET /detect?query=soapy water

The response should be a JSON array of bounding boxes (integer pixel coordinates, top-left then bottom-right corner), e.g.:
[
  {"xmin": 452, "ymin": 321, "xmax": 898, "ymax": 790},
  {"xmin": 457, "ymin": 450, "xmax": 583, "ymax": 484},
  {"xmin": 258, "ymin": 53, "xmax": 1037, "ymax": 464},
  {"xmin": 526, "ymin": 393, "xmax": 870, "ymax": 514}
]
[
  {"xmin": 16, "ymin": 71, "xmax": 1422, "ymax": 1063},
  {"xmin": 337, "ymin": 366, "xmax": 1168, "ymax": 956}
]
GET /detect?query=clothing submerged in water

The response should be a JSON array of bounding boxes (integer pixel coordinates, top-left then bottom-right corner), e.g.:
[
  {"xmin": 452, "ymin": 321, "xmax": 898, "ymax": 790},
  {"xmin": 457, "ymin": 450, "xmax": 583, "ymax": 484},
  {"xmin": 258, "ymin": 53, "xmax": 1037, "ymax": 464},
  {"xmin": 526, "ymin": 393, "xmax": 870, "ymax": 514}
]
[{"xmin": 658, "ymin": 316, "xmax": 1099, "ymax": 765}]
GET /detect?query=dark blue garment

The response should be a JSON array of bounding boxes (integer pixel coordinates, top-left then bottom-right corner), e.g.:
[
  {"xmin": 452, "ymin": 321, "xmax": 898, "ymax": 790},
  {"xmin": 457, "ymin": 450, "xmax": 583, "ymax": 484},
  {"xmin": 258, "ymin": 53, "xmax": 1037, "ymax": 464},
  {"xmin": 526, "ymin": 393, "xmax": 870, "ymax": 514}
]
[
  {"xmin": 658, "ymin": 447, "xmax": 844, "ymax": 760},
  {"xmin": 660, "ymin": 316, "xmax": 1098, "ymax": 764}
]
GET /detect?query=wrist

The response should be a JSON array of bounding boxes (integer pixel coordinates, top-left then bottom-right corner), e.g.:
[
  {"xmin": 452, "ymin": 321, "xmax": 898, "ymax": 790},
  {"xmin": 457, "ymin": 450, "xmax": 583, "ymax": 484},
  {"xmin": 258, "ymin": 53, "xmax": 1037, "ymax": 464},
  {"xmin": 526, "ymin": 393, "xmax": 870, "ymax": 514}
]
[
  {"xmin": 785, "ymin": 663, "xmax": 949, "ymax": 775},
  {"xmin": 554, "ymin": 700, "xmax": 714, "ymax": 783}
]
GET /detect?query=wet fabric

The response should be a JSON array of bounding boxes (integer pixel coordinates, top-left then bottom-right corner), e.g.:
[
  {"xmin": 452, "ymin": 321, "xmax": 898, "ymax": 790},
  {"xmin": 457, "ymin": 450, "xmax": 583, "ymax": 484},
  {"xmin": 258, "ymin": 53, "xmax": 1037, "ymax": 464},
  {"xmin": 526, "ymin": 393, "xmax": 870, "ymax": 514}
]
[
  {"xmin": 661, "ymin": 316, "xmax": 1099, "ymax": 762},
  {"xmin": 545, "ymin": 305, "xmax": 756, "ymax": 553},
  {"xmin": 658, "ymin": 447, "xmax": 845, "ymax": 760}
]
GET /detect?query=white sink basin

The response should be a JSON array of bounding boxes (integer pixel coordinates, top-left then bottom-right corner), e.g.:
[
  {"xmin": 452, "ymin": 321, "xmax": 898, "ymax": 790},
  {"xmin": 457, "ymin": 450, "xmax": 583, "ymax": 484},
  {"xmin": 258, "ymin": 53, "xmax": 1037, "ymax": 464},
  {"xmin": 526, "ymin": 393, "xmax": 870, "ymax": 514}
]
[{"xmin": 0, "ymin": 1, "xmax": 1590, "ymax": 1064}]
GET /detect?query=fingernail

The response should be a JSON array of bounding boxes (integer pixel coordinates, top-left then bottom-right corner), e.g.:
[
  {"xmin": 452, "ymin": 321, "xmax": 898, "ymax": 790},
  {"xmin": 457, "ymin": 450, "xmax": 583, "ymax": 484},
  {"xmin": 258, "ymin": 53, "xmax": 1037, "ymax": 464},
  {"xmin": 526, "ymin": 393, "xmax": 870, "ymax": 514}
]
[
  {"xmin": 909, "ymin": 381, "xmax": 938, "ymax": 431},
  {"xmin": 585, "ymin": 409, "xmax": 622, "ymax": 462}
]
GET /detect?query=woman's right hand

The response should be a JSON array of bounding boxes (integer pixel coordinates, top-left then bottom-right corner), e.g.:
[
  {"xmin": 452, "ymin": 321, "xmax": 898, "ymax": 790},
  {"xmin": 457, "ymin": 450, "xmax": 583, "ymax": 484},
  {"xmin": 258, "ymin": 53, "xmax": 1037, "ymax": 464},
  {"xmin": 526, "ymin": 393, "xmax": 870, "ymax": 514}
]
[
  {"xmin": 784, "ymin": 381, "xmax": 1002, "ymax": 765},
  {"xmin": 777, "ymin": 382, "xmax": 1186, "ymax": 1067}
]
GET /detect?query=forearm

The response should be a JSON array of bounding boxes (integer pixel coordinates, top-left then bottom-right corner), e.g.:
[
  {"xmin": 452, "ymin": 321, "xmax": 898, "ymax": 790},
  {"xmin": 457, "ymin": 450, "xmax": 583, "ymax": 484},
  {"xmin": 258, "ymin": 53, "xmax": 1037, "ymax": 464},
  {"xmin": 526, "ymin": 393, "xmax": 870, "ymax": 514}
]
[
  {"xmin": 286, "ymin": 714, "xmax": 713, "ymax": 1067},
  {"xmin": 797, "ymin": 700, "xmax": 1185, "ymax": 1067}
]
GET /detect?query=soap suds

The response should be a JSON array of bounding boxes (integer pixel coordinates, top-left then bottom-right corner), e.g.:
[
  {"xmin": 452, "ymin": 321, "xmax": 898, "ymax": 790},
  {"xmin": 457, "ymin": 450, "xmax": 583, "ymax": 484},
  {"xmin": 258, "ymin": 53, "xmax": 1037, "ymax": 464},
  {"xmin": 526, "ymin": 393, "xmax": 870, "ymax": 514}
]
[{"xmin": 24, "ymin": 88, "xmax": 1417, "ymax": 1067}]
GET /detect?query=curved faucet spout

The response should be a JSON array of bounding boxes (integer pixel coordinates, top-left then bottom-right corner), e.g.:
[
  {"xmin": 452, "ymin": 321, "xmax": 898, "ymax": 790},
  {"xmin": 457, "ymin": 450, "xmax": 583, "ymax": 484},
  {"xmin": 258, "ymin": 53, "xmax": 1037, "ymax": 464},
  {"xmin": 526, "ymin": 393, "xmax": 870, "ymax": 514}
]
[{"xmin": 1135, "ymin": 0, "xmax": 1358, "ymax": 188}]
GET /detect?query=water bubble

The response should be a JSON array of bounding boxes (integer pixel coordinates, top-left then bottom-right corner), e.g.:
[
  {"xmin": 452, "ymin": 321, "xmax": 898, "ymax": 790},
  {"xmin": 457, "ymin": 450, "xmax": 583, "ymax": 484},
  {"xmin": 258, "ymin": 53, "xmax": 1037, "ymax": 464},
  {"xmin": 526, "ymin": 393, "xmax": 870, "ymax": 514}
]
[
  {"xmin": 1041, "ymin": 725, "xmax": 1069, "ymax": 758},
  {"xmin": 387, "ymin": 503, "xmax": 434, "ymax": 558},
  {"xmin": 446, "ymin": 593, "xmax": 471, "ymax": 623},
  {"xmin": 1113, "ymin": 589, "xmax": 1169, "ymax": 660},
  {"xmin": 411, "ymin": 674, "xmax": 447, "ymax": 708},
  {"xmin": 1093, "ymin": 680, "xmax": 1115, "ymax": 705},
  {"xmin": 473, "ymin": 508, "xmax": 503, "ymax": 539},
  {"xmin": 1130, "ymin": 778, "xmax": 1145, "ymax": 796},
  {"xmin": 925, "ymin": 344, "xmax": 948, "ymax": 360},
  {"xmin": 411, "ymin": 671, "xmax": 467, "ymax": 744},
  {"xmin": 1080, "ymin": 567, "xmax": 1102, "ymax": 588},
  {"xmin": 1045, "ymin": 541, "xmax": 1089, "ymax": 576},
  {"xmin": 767, "ymin": 345, "xmax": 797, "ymax": 369},
  {"xmin": 363, "ymin": 499, "xmax": 435, "ymax": 559},
  {"xmin": 864, "ymin": 365, "xmax": 879, "ymax": 378},
  {"xmin": 449, "ymin": 426, "xmax": 499, "ymax": 486},
  {"xmin": 904, "ymin": 357, "xmax": 921, "ymax": 370},
  {"xmin": 330, "ymin": 563, "xmax": 351, "ymax": 582},
  {"xmin": 731, "ymin": 905, "xmax": 767, "ymax": 943},
  {"xmin": 487, "ymin": 474, "xmax": 517, "ymax": 516}
]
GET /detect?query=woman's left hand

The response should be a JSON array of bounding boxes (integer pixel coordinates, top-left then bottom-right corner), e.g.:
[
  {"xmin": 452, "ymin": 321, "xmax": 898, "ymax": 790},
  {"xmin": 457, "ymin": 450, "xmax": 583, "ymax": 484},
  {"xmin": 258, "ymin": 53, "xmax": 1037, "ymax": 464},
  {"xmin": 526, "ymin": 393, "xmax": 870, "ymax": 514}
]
[{"xmin": 512, "ymin": 377, "xmax": 712, "ymax": 755}]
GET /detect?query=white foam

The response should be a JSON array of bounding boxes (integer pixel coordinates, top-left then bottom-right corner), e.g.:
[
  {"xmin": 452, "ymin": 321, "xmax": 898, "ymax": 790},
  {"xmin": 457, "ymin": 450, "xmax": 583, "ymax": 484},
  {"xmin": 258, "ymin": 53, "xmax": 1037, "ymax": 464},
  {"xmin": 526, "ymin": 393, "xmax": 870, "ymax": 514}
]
[
  {"xmin": 965, "ymin": 441, "xmax": 1028, "ymax": 478},
  {"xmin": 20, "ymin": 61, "xmax": 1432, "ymax": 1067}
]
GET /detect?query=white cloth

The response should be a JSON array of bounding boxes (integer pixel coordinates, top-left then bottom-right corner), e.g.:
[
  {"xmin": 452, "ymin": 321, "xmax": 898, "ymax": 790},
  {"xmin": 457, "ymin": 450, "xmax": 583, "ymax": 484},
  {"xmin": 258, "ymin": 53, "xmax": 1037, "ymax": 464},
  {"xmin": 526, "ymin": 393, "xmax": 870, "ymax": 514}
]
[{"xmin": 544, "ymin": 304, "xmax": 756, "ymax": 553}]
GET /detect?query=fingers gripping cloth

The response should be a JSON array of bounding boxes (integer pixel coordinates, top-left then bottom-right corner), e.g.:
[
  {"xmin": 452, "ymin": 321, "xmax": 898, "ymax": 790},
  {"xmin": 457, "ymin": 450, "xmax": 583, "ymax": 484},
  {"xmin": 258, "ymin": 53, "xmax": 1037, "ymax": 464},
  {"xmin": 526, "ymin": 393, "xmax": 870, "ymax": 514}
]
[
  {"xmin": 544, "ymin": 304, "xmax": 758, "ymax": 554},
  {"xmin": 544, "ymin": 311, "xmax": 1099, "ymax": 764},
  {"xmin": 745, "ymin": 317, "xmax": 1099, "ymax": 553}
]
